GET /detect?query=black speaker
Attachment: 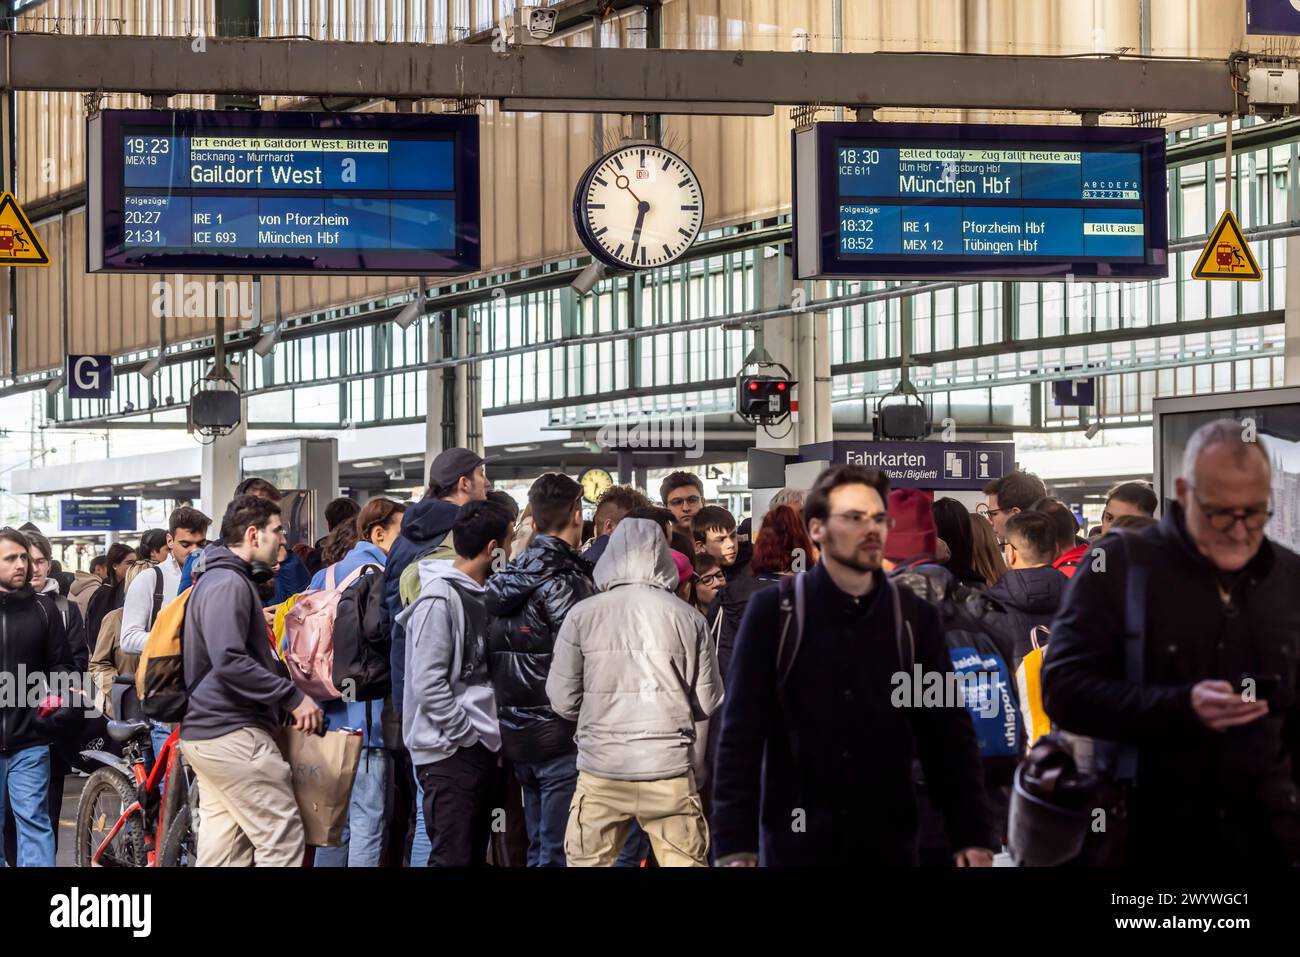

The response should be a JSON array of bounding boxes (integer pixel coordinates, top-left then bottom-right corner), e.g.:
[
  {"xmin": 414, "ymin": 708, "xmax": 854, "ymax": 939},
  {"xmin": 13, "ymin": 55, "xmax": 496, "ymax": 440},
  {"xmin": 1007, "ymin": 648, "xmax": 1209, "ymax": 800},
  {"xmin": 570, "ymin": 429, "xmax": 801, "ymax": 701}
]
[
  {"xmin": 190, "ymin": 389, "xmax": 241, "ymax": 429},
  {"xmin": 877, "ymin": 403, "xmax": 928, "ymax": 440}
]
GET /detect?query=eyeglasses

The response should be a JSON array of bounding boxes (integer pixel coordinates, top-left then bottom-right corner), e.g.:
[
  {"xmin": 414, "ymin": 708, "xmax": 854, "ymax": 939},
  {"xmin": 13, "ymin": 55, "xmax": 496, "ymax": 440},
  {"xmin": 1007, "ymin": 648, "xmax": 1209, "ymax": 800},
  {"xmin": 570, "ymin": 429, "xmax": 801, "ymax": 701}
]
[
  {"xmin": 667, "ymin": 494, "xmax": 702, "ymax": 508},
  {"xmin": 1192, "ymin": 492, "xmax": 1271, "ymax": 532},
  {"xmin": 975, "ymin": 504, "xmax": 1005, "ymax": 518},
  {"xmin": 696, "ymin": 571, "xmax": 726, "ymax": 586},
  {"xmin": 827, "ymin": 511, "xmax": 894, "ymax": 529}
]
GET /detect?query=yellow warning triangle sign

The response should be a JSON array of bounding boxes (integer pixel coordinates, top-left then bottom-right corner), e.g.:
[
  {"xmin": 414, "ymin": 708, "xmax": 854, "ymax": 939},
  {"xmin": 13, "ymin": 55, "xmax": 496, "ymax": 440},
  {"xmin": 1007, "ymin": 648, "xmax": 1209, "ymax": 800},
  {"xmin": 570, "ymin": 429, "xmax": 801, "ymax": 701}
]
[
  {"xmin": 1192, "ymin": 209, "xmax": 1260, "ymax": 281},
  {"xmin": 0, "ymin": 193, "xmax": 48, "ymax": 266}
]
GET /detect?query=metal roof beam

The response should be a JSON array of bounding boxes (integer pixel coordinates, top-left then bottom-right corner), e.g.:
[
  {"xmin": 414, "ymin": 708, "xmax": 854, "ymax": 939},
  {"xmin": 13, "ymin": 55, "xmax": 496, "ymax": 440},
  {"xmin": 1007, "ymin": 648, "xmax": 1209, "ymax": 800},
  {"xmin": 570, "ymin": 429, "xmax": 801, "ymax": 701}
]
[{"xmin": 0, "ymin": 34, "xmax": 1245, "ymax": 114}]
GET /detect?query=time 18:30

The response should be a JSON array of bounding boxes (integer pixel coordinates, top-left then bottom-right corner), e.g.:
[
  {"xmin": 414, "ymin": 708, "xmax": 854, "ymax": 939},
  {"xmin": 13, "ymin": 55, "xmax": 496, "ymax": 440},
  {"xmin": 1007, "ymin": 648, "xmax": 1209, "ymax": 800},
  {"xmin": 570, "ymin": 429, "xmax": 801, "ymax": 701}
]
[{"xmin": 838, "ymin": 148, "xmax": 881, "ymax": 167}]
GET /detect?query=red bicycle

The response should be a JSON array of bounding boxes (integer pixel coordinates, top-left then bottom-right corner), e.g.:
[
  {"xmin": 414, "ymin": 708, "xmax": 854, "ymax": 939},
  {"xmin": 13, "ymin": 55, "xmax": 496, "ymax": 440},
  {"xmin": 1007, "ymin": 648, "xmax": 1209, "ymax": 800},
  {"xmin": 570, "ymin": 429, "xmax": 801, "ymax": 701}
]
[{"xmin": 74, "ymin": 718, "xmax": 198, "ymax": 867}]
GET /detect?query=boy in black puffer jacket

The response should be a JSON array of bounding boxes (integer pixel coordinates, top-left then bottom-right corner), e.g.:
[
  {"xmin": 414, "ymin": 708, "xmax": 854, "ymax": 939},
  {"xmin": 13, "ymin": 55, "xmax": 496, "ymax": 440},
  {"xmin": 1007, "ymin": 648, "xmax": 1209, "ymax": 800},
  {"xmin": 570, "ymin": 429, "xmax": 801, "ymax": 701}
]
[{"xmin": 485, "ymin": 473, "xmax": 595, "ymax": 867}]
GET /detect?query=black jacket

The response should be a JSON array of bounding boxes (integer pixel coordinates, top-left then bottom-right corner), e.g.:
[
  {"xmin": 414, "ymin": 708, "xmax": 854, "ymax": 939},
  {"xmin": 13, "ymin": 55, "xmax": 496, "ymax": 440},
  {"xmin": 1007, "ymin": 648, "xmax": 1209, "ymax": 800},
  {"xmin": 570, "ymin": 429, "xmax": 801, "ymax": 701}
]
[
  {"xmin": 711, "ymin": 561, "xmax": 992, "ymax": 866},
  {"xmin": 710, "ymin": 568, "xmax": 783, "ymax": 682},
  {"xmin": 383, "ymin": 497, "xmax": 461, "ymax": 721},
  {"xmin": 486, "ymin": 535, "xmax": 595, "ymax": 764},
  {"xmin": 83, "ymin": 580, "xmax": 123, "ymax": 653},
  {"xmin": 0, "ymin": 584, "xmax": 74, "ymax": 754},
  {"xmin": 987, "ymin": 565, "xmax": 1066, "ymax": 661},
  {"xmin": 1042, "ymin": 504, "xmax": 1300, "ymax": 866}
]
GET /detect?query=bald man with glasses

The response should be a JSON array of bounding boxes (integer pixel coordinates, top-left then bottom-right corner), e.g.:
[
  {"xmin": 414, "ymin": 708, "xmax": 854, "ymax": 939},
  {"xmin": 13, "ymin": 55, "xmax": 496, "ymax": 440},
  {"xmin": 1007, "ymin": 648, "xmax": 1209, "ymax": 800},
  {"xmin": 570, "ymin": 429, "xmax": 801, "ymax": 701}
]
[{"xmin": 1042, "ymin": 418, "xmax": 1300, "ymax": 867}]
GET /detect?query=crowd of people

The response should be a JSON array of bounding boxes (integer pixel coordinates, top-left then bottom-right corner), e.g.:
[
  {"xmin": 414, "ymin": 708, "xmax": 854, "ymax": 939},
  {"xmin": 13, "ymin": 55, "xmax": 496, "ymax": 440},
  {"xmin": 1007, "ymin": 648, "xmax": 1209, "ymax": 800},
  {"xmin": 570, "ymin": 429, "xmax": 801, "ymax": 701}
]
[{"xmin": 0, "ymin": 416, "xmax": 1297, "ymax": 868}]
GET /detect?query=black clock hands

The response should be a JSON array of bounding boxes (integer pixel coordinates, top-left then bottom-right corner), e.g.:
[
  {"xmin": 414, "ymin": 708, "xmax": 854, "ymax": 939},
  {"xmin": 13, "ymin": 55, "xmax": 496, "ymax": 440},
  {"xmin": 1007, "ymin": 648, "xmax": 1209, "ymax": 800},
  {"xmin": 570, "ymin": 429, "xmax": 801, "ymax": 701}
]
[
  {"xmin": 628, "ymin": 200, "xmax": 649, "ymax": 261},
  {"xmin": 614, "ymin": 174, "xmax": 643, "ymax": 205}
]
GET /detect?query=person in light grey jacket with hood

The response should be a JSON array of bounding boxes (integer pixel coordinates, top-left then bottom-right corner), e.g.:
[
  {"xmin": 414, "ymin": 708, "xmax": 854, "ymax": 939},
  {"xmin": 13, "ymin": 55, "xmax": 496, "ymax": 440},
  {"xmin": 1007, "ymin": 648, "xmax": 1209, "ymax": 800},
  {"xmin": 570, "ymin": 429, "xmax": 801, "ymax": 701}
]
[
  {"xmin": 398, "ymin": 499, "xmax": 515, "ymax": 867},
  {"xmin": 546, "ymin": 517, "xmax": 723, "ymax": 867}
]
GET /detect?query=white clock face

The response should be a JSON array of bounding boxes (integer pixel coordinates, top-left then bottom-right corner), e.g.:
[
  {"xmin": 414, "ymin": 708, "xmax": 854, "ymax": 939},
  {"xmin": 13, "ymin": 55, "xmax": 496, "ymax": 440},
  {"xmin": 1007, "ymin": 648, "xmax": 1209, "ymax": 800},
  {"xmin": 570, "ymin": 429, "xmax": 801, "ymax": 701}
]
[{"xmin": 577, "ymin": 145, "xmax": 703, "ymax": 270}]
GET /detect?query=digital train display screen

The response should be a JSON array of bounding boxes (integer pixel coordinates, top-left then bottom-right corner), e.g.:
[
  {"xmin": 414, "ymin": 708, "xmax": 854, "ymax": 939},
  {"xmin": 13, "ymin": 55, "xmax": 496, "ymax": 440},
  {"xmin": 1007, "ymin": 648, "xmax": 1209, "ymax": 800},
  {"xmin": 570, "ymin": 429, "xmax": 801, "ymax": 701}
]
[
  {"xmin": 88, "ymin": 110, "xmax": 480, "ymax": 275},
  {"xmin": 794, "ymin": 122, "xmax": 1167, "ymax": 281}
]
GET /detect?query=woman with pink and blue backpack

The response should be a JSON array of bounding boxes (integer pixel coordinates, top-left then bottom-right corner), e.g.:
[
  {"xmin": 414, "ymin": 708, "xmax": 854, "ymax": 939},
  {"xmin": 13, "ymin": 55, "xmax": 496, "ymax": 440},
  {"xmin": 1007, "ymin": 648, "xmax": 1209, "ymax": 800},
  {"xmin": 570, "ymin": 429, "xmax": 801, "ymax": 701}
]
[{"xmin": 299, "ymin": 497, "xmax": 406, "ymax": 867}]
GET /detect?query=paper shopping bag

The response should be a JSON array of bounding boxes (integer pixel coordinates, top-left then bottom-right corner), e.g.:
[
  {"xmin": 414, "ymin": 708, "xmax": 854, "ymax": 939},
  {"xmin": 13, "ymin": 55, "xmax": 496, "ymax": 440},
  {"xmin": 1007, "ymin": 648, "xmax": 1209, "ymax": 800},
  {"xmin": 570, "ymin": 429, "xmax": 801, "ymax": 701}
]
[{"xmin": 276, "ymin": 727, "xmax": 362, "ymax": 847}]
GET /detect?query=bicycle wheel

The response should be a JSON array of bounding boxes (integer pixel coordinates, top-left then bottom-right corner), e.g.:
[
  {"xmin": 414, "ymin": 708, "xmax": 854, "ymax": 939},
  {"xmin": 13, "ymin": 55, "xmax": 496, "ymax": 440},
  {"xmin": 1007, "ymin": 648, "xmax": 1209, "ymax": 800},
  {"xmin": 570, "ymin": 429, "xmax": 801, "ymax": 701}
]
[
  {"xmin": 159, "ymin": 764, "xmax": 198, "ymax": 868},
  {"xmin": 75, "ymin": 767, "xmax": 146, "ymax": 867},
  {"xmin": 158, "ymin": 803, "xmax": 196, "ymax": 867}
]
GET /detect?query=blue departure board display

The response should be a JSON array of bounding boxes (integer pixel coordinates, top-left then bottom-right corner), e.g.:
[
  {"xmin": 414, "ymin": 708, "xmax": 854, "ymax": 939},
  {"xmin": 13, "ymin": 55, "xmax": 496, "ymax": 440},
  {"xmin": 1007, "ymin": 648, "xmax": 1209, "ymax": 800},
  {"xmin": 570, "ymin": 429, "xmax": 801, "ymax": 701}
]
[
  {"xmin": 793, "ymin": 123, "xmax": 1167, "ymax": 281},
  {"xmin": 89, "ymin": 111, "xmax": 480, "ymax": 275}
]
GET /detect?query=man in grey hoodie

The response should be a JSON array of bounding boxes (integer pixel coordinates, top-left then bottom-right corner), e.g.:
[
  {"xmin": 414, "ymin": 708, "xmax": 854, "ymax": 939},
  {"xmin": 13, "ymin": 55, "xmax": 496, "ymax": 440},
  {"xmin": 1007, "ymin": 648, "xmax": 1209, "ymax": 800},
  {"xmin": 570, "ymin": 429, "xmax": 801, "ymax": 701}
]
[
  {"xmin": 180, "ymin": 494, "xmax": 324, "ymax": 867},
  {"xmin": 546, "ymin": 517, "xmax": 723, "ymax": 866},
  {"xmin": 398, "ymin": 499, "xmax": 514, "ymax": 867}
]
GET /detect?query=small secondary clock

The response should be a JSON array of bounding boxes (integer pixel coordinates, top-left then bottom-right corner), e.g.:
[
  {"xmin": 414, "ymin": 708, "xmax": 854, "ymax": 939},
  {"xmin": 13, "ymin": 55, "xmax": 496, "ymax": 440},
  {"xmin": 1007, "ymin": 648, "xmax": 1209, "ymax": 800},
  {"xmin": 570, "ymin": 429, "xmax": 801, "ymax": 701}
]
[
  {"xmin": 579, "ymin": 467, "xmax": 614, "ymax": 505},
  {"xmin": 573, "ymin": 143, "xmax": 704, "ymax": 270}
]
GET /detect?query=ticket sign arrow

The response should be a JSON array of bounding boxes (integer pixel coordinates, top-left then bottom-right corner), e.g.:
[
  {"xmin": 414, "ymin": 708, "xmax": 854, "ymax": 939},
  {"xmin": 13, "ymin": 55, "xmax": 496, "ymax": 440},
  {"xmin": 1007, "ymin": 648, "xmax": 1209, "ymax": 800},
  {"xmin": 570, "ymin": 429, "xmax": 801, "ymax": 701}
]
[
  {"xmin": 1192, "ymin": 209, "xmax": 1261, "ymax": 281},
  {"xmin": 0, "ymin": 192, "xmax": 49, "ymax": 266}
]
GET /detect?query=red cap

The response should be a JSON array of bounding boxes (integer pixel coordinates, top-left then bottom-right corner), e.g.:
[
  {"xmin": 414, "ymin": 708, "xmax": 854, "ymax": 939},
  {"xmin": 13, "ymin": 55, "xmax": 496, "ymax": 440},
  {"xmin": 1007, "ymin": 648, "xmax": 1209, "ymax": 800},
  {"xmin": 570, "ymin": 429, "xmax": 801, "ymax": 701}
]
[
  {"xmin": 670, "ymin": 549, "xmax": 694, "ymax": 586},
  {"xmin": 883, "ymin": 488, "xmax": 937, "ymax": 563}
]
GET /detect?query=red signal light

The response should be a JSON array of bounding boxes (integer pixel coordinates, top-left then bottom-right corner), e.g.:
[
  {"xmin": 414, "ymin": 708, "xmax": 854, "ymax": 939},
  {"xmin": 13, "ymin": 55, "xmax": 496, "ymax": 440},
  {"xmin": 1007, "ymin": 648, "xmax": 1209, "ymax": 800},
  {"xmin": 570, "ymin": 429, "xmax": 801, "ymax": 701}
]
[
  {"xmin": 748, "ymin": 381, "xmax": 758, "ymax": 390},
  {"xmin": 776, "ymin": 382, "xmax": 786, "ymax": 391}
]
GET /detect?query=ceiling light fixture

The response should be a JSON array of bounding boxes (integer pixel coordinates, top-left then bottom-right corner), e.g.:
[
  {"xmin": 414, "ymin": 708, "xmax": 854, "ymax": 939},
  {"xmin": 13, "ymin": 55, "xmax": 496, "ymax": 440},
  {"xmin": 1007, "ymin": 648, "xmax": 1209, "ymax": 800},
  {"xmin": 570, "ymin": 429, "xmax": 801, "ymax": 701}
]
[
  {"xmin": 392, "ymin": 300, "xmax": 422, "ymax": 330},
  {"xmin": 254, "ymin": 325, "xmax": 281, "ymax": 358}
]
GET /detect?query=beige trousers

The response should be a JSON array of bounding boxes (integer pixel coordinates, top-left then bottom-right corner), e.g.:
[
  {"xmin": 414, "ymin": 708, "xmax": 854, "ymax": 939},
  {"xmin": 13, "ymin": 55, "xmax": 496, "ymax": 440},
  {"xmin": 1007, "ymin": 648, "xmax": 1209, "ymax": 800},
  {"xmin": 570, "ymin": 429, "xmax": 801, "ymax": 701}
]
[
  {"xmin": 181, "ymin": 727, "xmax": 305, "ymax": 867},
  {"xmin": 565, "ymin": 770, "xmax": 709, "ymax": 867}
]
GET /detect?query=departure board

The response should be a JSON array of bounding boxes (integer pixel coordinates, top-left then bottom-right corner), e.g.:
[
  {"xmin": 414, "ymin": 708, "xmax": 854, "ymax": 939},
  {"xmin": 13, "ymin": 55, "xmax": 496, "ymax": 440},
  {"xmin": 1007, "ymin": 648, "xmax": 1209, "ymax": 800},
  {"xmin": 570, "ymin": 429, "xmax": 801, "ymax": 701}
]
[
  {"xmin": 794, "ymin": 122, "xmax": 1167, "ymax": 280},
  {"xmin": 88, "ymin": 111, "xmax": 480, "ymax": 275}
]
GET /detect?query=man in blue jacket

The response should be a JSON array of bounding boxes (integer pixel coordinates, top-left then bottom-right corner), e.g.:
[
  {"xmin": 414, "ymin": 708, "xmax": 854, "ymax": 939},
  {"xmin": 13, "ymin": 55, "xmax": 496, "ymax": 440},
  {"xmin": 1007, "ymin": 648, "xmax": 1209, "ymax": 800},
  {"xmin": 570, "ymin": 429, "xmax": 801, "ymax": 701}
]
[{"xmin": 382, "ymin": 447, "xmax": 487, "ymax": 865}]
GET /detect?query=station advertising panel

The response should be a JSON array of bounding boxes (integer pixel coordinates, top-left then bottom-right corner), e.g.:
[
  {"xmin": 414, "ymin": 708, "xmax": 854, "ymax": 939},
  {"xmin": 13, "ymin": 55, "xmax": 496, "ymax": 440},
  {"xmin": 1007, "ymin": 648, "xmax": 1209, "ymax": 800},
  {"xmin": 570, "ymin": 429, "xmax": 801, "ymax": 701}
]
[
  {"xmin": 88, "ymin": 110, "xmax": 480, "ymax": 275},
  {"xmin": 793, "ymin": 122, "xmax": 1167, "ymax": 281}
]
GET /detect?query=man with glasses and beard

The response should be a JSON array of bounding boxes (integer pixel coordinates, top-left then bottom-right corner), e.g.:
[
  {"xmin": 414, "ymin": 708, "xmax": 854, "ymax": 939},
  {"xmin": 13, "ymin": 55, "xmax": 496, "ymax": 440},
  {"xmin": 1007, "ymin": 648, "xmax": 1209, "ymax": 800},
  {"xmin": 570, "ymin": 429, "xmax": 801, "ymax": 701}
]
[
  {"xmin": 1043, "ymin": 419, "xmax": 1300, "ymax": 867},
  {"xmin": 710, "ymin": 465, "xmax": 993, "ymax": 867}
]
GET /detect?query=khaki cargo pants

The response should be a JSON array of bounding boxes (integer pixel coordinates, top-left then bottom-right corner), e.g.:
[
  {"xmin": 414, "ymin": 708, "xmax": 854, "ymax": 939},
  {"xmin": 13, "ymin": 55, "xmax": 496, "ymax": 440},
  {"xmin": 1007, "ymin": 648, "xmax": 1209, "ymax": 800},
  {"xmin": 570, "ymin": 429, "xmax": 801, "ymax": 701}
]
[
  {"xmin": 564, "ymin": 770, "xmax": 709, "ymax": 867},
  {"xmin": 181, "ymin": 727, "xmax": 305, "ymax": 867}
]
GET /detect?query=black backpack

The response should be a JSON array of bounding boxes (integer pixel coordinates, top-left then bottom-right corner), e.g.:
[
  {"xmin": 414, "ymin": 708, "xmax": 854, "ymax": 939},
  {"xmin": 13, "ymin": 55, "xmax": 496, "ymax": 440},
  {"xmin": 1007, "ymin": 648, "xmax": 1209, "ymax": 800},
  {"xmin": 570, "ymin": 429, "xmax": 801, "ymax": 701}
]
[{"xmin": 330, "ymin": 564, "xmax": 389, "ymax": 701}]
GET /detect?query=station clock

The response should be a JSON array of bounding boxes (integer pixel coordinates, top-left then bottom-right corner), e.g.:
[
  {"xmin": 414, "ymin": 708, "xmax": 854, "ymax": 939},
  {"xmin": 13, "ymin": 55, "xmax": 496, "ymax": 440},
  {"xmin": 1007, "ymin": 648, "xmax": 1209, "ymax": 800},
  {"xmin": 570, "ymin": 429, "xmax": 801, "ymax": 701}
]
[{"xmin": 573, "ymin": 144, "xmax": 704, "ymax": 270}]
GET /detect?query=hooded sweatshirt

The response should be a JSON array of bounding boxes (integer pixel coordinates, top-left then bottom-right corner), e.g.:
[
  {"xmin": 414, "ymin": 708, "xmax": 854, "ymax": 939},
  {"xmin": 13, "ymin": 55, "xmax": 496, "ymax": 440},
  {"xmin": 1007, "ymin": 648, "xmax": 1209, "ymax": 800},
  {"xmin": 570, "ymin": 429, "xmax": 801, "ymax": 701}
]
[
  {"xmin": 547, "ymin": 518, "xmax": 723, "ymax": 782},
  {"xmin": 396, "ymin": 558, "xmax": 500, "ymax": 767},
  {"xmin": 383, "ymin": 497, "xmax": 462, "ymax": 720},
  {"xmin": 70, "ymin": 571, "xmax": 100, "ymax": 619},
  {"xmin": 180, "ymin": 544, "xmax": 305, "ymax": 743}
]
